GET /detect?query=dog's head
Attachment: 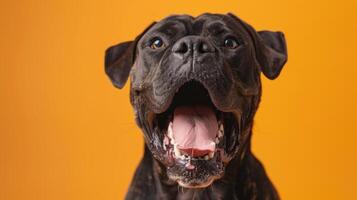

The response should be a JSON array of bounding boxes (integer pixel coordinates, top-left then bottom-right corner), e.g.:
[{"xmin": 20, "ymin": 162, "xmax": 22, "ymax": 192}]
[{"xmin": 105, "ymin": 13, "xmax": 287, "ymax": 188}]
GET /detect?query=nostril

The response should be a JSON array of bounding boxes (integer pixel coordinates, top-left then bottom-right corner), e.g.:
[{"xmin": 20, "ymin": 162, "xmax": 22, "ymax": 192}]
[{"xmin": 174, "ymin": 42, "xmax": 188, "ymax": 54}]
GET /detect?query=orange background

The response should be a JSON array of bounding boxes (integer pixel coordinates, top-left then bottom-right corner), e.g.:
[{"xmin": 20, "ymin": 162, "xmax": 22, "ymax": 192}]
[{"xmin": 0, "ymin": 0, "xmax": 356, "ymax": 199}]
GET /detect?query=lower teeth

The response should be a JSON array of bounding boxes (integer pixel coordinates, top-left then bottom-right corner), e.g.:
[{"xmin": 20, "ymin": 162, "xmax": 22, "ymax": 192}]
[
  {"xmin": 171, "ymin": 145, "xmax": 215, "ymax": 160},
  {"xmin": 165, "ymin": 121, "xmax": 222, "ymax": 161},
  {"xmin": 174, "ymin": 145, "xmax": 181, "ymax": 157},
  {"xmin": 209, "ymin": 152, "xmax": 214, "ymax": 158}
]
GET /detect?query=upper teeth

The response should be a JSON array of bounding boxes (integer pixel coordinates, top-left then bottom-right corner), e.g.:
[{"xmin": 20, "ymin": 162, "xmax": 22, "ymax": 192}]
[
  {"xmin": 218, "ymin": 123, "xmax": 224, "ymax": 138},
  {"xmin": 215, "ymin": 137, "xmax": 220, "ymax": 144},
  {"xmin": 168, "ymin": 122, "xmax": 173, "ymax": 139}
]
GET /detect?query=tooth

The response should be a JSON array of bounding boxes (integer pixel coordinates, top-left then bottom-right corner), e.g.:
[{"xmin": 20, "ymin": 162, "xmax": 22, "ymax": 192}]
[
  {"xmin": 168, "ymin": 122, "xmax": 173, "ymax": 139},
  {"xmin": 219, "ymin": 123, "xmax": 224, "ymax": 132},
  {"xmin": 209, "ymin": 152, "xmax": 215, "ymax": 158},
  {"xmin": 174, "ymin": 145, "xmax": 181, "ymax": 157},
  {"xmin": 164, "ymin": 135, "xmax": 169, "ymax": 144},
  {"xmin": 204, "ymin": 155, "xmax": 209, "ymax": 160},
  {"xmin": 215, "ymin": 137, "xmax": 220, "ymax": 144},
  {"xmin": 218, "ymin": 123, "xmax": 224, "ymax": 138}
]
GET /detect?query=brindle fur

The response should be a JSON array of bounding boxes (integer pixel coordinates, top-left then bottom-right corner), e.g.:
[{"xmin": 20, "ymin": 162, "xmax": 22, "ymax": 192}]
[{"xmin": 105, "ymin": 13, "xmax": 287, "ymax": 200}]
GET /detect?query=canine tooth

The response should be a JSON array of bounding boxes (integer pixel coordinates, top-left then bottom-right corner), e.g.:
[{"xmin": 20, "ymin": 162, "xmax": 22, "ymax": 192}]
[
  {"xmin": 204, "ymin": 155, "xmax": 209, "ymax": 160},
  {"xmin": 219, "ymin": 123, "xmax": 224, "ymax": 132},
  {"xmin": 168, "ymin": 122, "xmax": 173, "ymax": 139},
  {"xmin": 209, "ymin": 152, "xmax": 215, "ymax": 158},
  {"xmin": 174, "ymin": 145, "xmax": 181, "ymax": 157},
  {"xmin": 164, "ymin": 135, "xmax": 169, "ymax": 145},
  {"xmin": 215, "ymin": 137, "xmax": 220, "ymax": 144},
  {"xmin": 218, "ymin": 124, "xmax": 224, "ymax": 138}
]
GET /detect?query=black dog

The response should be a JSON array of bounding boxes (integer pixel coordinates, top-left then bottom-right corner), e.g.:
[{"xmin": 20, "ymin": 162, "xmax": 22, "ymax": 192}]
[{"xmin": 105, "ymin": 13, "xmax": 287, "ymax": 200}]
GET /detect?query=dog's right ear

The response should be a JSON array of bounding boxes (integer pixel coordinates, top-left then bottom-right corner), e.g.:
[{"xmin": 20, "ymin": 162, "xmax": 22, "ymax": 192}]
[
  {"xmin": 105, "ymin": 22, "xmax": 156, "ymax": 89},
  {"xmin": 105, "ymin": 41, "xmax": 136, "ymax": 89}
]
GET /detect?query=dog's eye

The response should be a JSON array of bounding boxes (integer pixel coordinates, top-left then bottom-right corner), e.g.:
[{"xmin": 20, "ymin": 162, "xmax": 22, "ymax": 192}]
[
  {"xmin": 224, "ymin": 37, "xmax": 239, "ymax": 49},
  {"xmin": 150, "ymin": 37, "xmax": 164, "ymax": 49}
]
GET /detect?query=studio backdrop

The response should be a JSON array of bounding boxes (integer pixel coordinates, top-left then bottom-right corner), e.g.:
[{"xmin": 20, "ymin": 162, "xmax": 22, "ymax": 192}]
[{"xmin": 0, "ymin": 0, "xmax": 356, "ymax": 199}]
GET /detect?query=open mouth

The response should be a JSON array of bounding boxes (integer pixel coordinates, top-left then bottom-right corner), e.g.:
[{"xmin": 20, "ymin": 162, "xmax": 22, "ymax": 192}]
[{"xmin": 150, "ymin": 81, "xmax": 241, "ymax": 188}]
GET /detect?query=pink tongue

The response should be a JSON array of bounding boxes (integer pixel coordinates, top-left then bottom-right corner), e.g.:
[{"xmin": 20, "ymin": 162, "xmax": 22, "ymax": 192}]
[{"xmin": 172, "ymin": 105, "xmax": 218, "ymax": 153}]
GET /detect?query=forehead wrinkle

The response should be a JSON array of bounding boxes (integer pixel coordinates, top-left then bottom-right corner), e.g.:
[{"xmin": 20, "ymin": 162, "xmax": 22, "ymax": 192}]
[
  {"xmin": 192, "ymin": 14, "xmax": 228, "ymax": 35},
  {"xmin": 162, "ymin": 14, "xmax": 194, "ymax": 33},
  {"xmin": 222, "ymin": 15, "xmax": 252, "ymax": 39},
  {"xmin": 205, "ymin": 21, "xmax": 228, "ymax": 30},
  {"xmin": 149, "ymin": 18, "xmax": 190, "ymax": 36},
  {"xmin": 156, "ymin": 23, "xmax": 180, "ymax": 35}
]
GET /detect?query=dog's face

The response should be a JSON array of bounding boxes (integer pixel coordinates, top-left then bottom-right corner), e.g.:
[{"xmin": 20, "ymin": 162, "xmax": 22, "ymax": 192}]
[{"xmin": 105, "ymin": 13, "xmax": 287, "ymax": 188}]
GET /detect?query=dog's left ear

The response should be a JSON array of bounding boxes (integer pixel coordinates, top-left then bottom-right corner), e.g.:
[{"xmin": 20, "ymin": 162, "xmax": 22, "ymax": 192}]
[
  {"xmin": 227, "ymin": 13, "xmax": 287, "ymax": 80},
  {"xmin": 256, "ymin": 31, "xmax": 287, "ymax": 79},
  {"xmin": 105, "ymin": 22, "xmax": 156, "ymax": 89}
]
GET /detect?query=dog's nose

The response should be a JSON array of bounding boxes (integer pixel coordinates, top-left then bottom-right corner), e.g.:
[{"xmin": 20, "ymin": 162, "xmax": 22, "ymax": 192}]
[{"xmin": 172, "ymin": 36, "xmax": 215, "ymax": 56}]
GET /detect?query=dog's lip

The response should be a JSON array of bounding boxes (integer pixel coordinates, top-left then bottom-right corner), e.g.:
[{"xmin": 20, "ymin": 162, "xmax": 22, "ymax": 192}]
[
  {"xmin": 148, "ymin": 78, "xmax": 239, "ymax": 115},
  {"xmin": 167, "ymin": 155, "xmax": 225, "ymax": 188},
  {"xmin": 167, "ymin": 154, "xmax": 225, "ymax": 188},
  {"xmin": 147, "ymin": 81, "xmax": 242, "ymax": 160},
  {"xmin": 145, "ymin": 80, "xmax": 242, "ymax": 186},
  {"xmin": 176, "ymin": 178, "xmax": 215, "ymax": 188},
  {"xmin": 146, "ymin": 79, "xmax": 242, "ymax": 130}
]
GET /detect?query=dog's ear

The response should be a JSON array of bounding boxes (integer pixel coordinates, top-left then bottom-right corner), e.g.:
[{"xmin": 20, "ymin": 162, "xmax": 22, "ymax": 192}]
[
  {"xmin": 105, "ymin": 22, "xmax": 156, "ymax": 89},
  {"xmin": 256, "ymin": 31, "xmax": 287, "ymax": 79},
  {"xmin": 227, "ymin": 13, "xmax": 287, "ymax": 80},
  {"xmin": 105, "ymin": 41, "xmax": 136, "ymax": 89}
]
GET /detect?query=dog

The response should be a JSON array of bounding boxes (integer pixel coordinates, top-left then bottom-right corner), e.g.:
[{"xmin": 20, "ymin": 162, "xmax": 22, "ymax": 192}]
[{"xmin": 105, "ymin": 13, "xmax": 287, "ymax": 200}]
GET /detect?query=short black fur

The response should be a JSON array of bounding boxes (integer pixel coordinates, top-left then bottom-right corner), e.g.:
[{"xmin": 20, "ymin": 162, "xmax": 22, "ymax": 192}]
[{"xmin": 105, "ymin": 13, "xmax": 287, "ymax": 200}]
